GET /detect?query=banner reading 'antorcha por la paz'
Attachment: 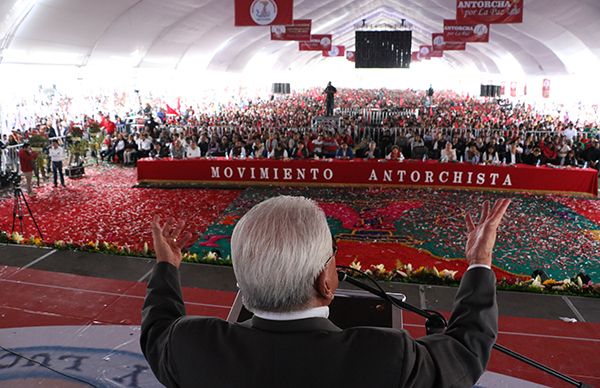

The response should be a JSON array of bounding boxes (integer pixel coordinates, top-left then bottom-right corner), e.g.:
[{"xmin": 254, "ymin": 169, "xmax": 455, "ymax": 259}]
[
  {"xmin": 271, "ymin": 19, "xmax": 311, "ymax": 41},
  {"xmin": 456, "ymin": 0, "xmax": 523, "ymax": 24},
  {"xmin": 235, "ymin": 0, "xmax": 293, "ymax": 26},
  {"xmin": 444, "ymin": 19, "xmax": 490, "ymax": 43},
  {"xmin": 299, "ymin": 34, "xmax": 332, "ymax": 51}
]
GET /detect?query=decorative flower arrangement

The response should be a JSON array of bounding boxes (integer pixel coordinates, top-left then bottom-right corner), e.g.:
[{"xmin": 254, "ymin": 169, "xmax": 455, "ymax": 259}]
[
  {"xmin": 86, "ymin": 120, "xmax": 101, "ymax": 135},
  {"xmin": 0, "ymin": 230, "xmax": 597, "ymax": 297},
  {"xmin": 28, "ymin": 134, "xmax": 49, "ymax": 149}
]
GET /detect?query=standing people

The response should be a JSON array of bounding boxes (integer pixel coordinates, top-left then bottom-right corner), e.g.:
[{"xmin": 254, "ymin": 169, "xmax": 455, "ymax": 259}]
[
  {"xmin": 49, "ymin": 140, "xmax": 66, "ymax": 187},
  {"xmin": 18, "ymin": 142, "xmax": 37, "ymax": 196},
  {"xmin": 323, "ymin": 82, "xmax": 337, "ymax": 116}
]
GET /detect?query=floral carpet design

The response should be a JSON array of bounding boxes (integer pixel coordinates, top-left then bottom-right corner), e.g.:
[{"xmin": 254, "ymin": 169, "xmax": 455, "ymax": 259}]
[
  {"xmin": 190, "ymin": 187, "xmax": 600, "ymax": 281},
  {"xmin": 0, "ymin": 166, "xmax": 597, "ymax": 283},
  {"xmin": 0, "ymin": 166, "xmax": 240, "ymax": 252}
]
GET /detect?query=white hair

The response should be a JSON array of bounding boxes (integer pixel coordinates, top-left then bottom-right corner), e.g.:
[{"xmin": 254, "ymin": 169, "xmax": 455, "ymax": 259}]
[{"xmin": 231, "ymin": 196, "xmax": 332, "ymax": 312}]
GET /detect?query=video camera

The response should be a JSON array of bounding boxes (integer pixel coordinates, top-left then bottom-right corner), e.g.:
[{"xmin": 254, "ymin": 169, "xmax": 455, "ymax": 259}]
[{"xmin": 0, "ymin": 170, "xmax": 21, "ymax": 189}]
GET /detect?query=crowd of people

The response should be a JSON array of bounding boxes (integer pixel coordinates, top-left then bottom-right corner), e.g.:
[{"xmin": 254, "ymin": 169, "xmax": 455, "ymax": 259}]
[{"xmin": 3, "ymin": 88, "xmax": 600, "ymax": 171}]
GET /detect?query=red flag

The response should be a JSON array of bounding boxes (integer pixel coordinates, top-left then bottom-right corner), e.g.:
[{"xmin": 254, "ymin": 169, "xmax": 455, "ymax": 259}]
[
  {"xmin": 322, "ymin": 45, "xmax": 345, "ymax": 57},
  {"xmin": 444, "ymin": 19, "xmax": 490, "ymax": 43},
  {"xmin": 346, "ymin": 51, "xmax": 355, "ymax": 62},
  {"xmin": 456, "ymin": 0, "xmax": 523, "ymax": 24},
  {"xmin": 419, "ymin": 45, "xmax": 432, "ymax": 60},
  {"xmin": 542, "ymin": 79, "xmax": 550, "ymax": 98},
  {"xmin": 299, "ymin": 35, "xmax": 332, "ymax": 51},
  {"xmin": 271, "ymin": 19, "xmax": 311, "ymax": 41},
  {"xmin": 166, "ymin": 104, "xmax": 179, "ymax": 116},
  {"xmin": 432, "ymin": 33, "xmax": 466, "ymax": 51},
  {"xmin": 510, "ymin": 82, "xmax": 517, "ymax": 97},
  {"xmin": 234, "ymin": 0, "xmax": 293, "ymax": 27}
]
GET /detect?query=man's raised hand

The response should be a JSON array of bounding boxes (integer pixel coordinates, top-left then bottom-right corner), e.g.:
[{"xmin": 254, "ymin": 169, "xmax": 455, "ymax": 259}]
[
  {"xmin": 464, "ymin": 199, "xmax": 511, "ymax": 267},
  {"xmin": 151, "ymin": 216, "xmax": 193, "ymax": 268}
]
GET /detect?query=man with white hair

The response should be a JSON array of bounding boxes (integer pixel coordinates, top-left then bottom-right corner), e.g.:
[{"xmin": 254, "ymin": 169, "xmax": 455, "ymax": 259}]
[{"xmin": 141, "ymin": 196, "xmax": 510, "ymax": 388}]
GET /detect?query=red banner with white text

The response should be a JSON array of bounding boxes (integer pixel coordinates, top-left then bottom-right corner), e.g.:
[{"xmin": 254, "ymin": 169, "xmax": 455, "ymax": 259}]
[
  {"xmin": 299, "ymin": 34, "xmax": 332, "ymax": 51},
  {"xmin": 432, "ymin": 33, "xmax": 467, "ymax": 51},
  {"xmin": 444, "ymin": 19, "xmax": 490, "ymax": 42},
  {"xmin": 542, "ymin": 79, "xmax": 550, "ymax": 98},
  {"xmin": 138, "ymin": 159, "xmax": 598, "ymax": 197},
  {"xmin": 456, "ymin": 0, "xmax": 523, "ymax": 24},
  {"xmin": 323, "ymin": 45, "xmax": 345, "ymax": 57},
  {"xmin": 271, "ymin": 19, "xmax": 311, "ymax": 41},
  {"xmin": 430, "ymin": 49, "xmax": 443, "ymax": 58},
  {"xmin": 346, "ymin": 51, "xmax": 355, "ymax": 62},
  {"xmin": 235, "ymin": 0, "xmax": 293, "ymax": 26}
]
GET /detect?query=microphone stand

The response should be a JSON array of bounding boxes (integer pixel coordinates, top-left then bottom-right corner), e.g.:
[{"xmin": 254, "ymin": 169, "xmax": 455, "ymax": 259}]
[{"xmin": 337, "ymin": 270, "xmax": 590, "ymax": 388}]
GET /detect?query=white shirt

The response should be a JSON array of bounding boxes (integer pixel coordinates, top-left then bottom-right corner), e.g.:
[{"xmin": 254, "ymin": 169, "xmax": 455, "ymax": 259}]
[
  {"xmin": 49, "ymin": 146, "xmax": 65, "ymax": 162},
  {"xmin": 253, "ymin": 306, "xmax": 329, "ymax": 321},
  {"xmin": 186, "ymin": 146, "xmax": 202, "ymax": 158}
]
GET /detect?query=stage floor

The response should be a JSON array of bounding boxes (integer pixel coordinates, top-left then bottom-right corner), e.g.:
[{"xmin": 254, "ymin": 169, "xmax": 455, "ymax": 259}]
[{"xmin": 0, "ymin": 245, "xmax": 598, "ymax": 387}]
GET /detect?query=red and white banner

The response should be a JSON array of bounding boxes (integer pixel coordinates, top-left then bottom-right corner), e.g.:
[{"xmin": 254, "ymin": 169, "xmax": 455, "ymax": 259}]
[
  {"xmin": 444, "ymin": 19, "xmax": 490, "ymax": 42},
  {"xmin": 346, "ymin": 51, "xmax": 355, "ymax": 62},
  {"xmin": 138, "ymin": 158, "xmax": 599, "ymax": 197},
  {"xmin": 500, "ymin": 81, "xmax": 505, "ymax": 95},
  {"xmin": 419, "ymin": 45, "xmax": 432, "ymax": 60},
  {"xmin": 456, "ymin": 0, "xmax": 523, "ymax": 24},
  {"xmin": 430, "ymin": 49, "xmax": 443, "ymax": 58},
  {"xmin": 411, "ymin": 52, "xmax": 420, "ymax": 62},
  {"xmin": 542, "ymin": 79, "xmax": 550, "ymax": 98},
  {"xmin": 510, "ymin": 81, "xmax": 517, "ymax": 97},
  {"xmin": 432, "ymin": 33, "xmax": 467, "ymax": 51},
  {"xmin": 323, "ymin": 45, "xmax": 345, "ymax": 57},
  {"xmin": 271, "ymin": 19, "xmax": 311, "ymax": 41},
  {"xmin": 235, "ymin": 0, "xmax": 293, "ymax": 26},
  {"xmin": 299, "ymin": 34, "xmax": 332, "ymax": 51}
]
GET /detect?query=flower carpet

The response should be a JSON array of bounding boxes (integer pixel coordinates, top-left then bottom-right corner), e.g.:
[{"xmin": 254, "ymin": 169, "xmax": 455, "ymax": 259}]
[
  {"xmin": 190, "ymin": 186, "xmax": 600, "ymax": 282},
  {"xmin": 0, "ymin": 165, "xmax": 598, "ymax": 285},
  {"xmin": 0, "ymin": 166, "xmax": 240, "ymax": 253}
]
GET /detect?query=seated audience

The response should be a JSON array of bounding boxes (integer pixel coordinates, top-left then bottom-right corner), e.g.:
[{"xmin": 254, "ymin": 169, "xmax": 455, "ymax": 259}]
[
  {"xmin": 386, "ymin": 145, "xmax": 405, "ymax": 161},
  {"xmin": 335, "ymin": 142, "xmax": 354, "ymax": 160}
]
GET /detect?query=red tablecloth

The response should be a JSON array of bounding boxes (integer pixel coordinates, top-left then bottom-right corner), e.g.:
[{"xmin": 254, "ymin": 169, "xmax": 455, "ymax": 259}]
[{"xmin": 137, "ymin": 158, "xmax": 598, "ymax": 197}]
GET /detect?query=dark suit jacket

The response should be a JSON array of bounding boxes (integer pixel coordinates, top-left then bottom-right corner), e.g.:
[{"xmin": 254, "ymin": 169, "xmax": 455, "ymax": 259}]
[{"xmin": 141, "ymin": 263, "xmax": 497, "ymax": 388}]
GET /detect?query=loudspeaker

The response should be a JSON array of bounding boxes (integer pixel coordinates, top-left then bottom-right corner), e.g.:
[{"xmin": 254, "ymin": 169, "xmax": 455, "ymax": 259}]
[
  {"xmin": 227, "ymin": 289, "xmax": 405, "ymax": 329},
  {"xmin": 272, "ymin": 83, "xmax": 291, "ymax": 94},
  {"xmin": 480, "ymin": 84, "xmax": 501, "ymax": 97}
]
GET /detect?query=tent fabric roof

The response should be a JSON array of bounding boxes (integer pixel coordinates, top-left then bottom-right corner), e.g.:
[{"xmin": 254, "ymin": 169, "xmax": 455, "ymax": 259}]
[{"xmin": 0, "ymin": 0, "xmax": 599, "ymax": 76}]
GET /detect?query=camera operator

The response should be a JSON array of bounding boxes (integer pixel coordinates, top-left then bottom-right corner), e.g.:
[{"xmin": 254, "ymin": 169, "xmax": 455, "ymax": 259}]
[
  {"xmin": 49, "ymin": 139, "xmax": 66, "ymax": 187},
  {"xmin": 18, "ymin": 142, "xmax": 37, "ymax": 196}
]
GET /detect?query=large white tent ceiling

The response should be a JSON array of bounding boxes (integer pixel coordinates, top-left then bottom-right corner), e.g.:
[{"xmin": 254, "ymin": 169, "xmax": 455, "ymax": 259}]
[{"xmin": 0, "ymin": 0, "xmax": 599, "ymax": 77}]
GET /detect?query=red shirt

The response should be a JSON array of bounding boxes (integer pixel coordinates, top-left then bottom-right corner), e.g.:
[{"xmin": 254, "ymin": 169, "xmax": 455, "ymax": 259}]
[{"xmin": 18, "ymin": 148, "xmax": 37, "ymax": 173}]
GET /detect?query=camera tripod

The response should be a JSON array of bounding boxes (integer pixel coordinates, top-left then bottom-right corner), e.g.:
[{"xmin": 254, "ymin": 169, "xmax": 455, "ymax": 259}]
[{"xmin": 11, "ymin": 186, "xmax": 43, "ymax": 239}]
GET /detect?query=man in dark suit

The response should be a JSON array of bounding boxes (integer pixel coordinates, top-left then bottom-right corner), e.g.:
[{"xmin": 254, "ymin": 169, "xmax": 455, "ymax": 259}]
[
  {"xmin": 323, "ymin": 82, "xmax": 337, "ymax": 116},
  {"xmin": 141, "ymin": 196, "xmax": 510, "ymax": 388}
]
